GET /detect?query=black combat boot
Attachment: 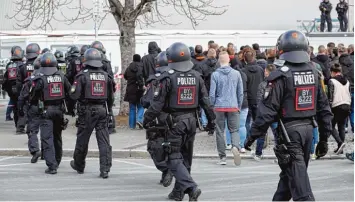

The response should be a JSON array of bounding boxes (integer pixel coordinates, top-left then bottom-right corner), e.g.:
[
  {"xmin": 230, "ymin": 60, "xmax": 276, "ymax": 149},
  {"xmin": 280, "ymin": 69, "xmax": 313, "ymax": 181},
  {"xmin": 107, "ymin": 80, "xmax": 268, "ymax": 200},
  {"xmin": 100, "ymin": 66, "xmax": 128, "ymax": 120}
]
[
  {"xmin": 188, "ymin": 187, "xmax": 201, "ymax": 201},
  {"xmin": 45, "ymin": 168, "xmax": 57, "ymax": 174},
  {"xmin": 100, "ymin": 172, "xmax": 109, "ymax": 179},
  {"xmin": 70, "ymin": 160, "xmax": 84, "ymax": 174},
  {"xmin": 168, "ymin": 189, "xmax": 184, "ymax": 201},
  {"xmin": 31, "ymin": 151, "xmax": 41, "ymax": 163}
]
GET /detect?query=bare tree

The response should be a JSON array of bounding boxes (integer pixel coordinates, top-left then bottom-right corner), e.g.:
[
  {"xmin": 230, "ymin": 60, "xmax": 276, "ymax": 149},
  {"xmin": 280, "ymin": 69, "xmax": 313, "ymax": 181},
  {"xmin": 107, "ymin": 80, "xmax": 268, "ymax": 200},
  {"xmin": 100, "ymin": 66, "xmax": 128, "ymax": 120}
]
[{"xmin": 7, "ymin": 0, "xmax": 227, "ymax": 115}]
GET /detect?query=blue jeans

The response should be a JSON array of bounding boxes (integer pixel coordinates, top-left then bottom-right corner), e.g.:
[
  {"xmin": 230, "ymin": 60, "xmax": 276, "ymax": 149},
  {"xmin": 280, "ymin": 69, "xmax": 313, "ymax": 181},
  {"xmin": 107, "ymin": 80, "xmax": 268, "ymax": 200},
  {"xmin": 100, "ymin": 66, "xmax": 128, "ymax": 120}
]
[
  {"xmin": 256, "ymin": 122, "xmax": 278, "ymax": 156},
  {"xmin": 310, "ymin": 127, "xmax": 319, "ymax": 154},
  {"xmin": 226, "ymin": 108, "xmax": 248, "ymax": 148},
  {"xmin": 201, "ymin": 109, "xmax": 208, "ymax": 127},
  {"xmin": 129, "ymin": 103, "xmax": 144, "ymax": 129},
  {"xmin": 6, "ymin": 99, "xmax": 14, "ymax": 119}
]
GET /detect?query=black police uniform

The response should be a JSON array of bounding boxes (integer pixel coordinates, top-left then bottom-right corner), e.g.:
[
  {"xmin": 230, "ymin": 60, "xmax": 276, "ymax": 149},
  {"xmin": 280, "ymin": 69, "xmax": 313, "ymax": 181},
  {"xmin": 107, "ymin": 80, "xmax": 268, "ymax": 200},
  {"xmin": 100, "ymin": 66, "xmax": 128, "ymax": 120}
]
[
  {"xmin": 18, "ymin": 56, "xmax": 42, "ymax": 163},
  {"xmin": 91, "ymin": 41, "xmax": 115, "ymax": 133},
  {"xmin": 32, "ymin": 53, "xmax": 72, "ymax": 174},
  {"xmin": 319, "ymin": 0, "xmax": 333, "ymax": 32},
  {"xmin": 2, "ymin": 46, "xmax": 24, "ymax": 130},
  {"xmin": 245, "ymin": 31, "xmax": 333, "ymax": 201},
  {"xmin": 142, "ymin": 51, "xmax": 173, "ymax": 187},
  {"xmin": 69, "ymin": 48, "xmax": 115, "ymax": 178},
  {"xmin": 55, "ymin": 50, "xmax": 67, "ymax": 74},
  {"xmin": 143, "ymin": 42, "xmax": 215, "ymax": 201},
  {"xmin": 336, "ymin": 0, "xmax": 349, "ymax": 32},
  {"xmin": 65, "ymin": 46, "xmax": 82, "ymax": 84},
  {"xmin": 16, "ymin": 44, "xmax": 41, "ymax": 134}
]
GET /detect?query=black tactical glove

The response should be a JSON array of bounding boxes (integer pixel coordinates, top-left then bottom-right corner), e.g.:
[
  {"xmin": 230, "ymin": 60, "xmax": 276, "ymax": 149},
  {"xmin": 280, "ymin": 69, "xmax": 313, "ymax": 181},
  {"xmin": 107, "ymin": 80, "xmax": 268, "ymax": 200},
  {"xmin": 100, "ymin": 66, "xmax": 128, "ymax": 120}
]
[
  {"xmin": 143, "ymin": 119, "xmax": 154, "ymax": 129},
  {"xmin": 206, "ymin": 121, "xmax": 215, "ymax": 134},
  {"xmin": 316, "ymin": 141, "xmax": 328, "ymax": 159},
  {"xmin": 244, "ymin": 135, "xmax": 255, "ymax": 151},
  {"xmin": 19, "ymin": 108, "xmax": 24, "ymax": 117}
]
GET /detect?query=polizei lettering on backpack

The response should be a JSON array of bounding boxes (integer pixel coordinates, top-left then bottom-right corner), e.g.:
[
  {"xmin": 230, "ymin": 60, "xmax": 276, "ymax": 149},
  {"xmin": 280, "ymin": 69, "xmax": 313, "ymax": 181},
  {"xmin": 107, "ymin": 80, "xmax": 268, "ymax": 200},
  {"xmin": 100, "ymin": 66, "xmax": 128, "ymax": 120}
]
[
  {"xmin": 293, "ymin": 71, "xmax": 315, "ymax": 86},
  {"xmin": 177, "ymin": 77, "xmax": 196, "ymax": 85},
  {"xmin": 90, "ymin": 73, "xmax": 105, "ymax": 81},
  {"xmin": 47, "ymin": 75, "xmax": 62, "ymax": 83}
]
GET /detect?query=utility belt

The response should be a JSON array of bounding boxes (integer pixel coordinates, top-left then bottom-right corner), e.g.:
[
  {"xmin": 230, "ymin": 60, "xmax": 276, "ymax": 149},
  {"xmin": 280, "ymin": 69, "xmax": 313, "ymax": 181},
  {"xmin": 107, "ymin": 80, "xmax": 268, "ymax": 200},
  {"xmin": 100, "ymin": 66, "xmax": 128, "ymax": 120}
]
[
  {"xmin": 169, "ymin": 111, "xmax": 195, "ymax": 123},
  {"xmin": 274, "ymin": 117, "xmax": 317, "ymax": 168},
  {"xmin": 146, "ymin": 126, "xmax": 167, "ymax": 140}
]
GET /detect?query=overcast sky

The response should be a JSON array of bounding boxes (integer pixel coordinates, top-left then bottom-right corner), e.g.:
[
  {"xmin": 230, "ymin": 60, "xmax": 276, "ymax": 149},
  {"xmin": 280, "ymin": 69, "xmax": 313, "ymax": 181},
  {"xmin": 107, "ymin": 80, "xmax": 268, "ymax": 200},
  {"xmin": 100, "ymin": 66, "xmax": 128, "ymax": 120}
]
[{"xmin": 0, "ymin": 0, "xmax": 351, "ymax": 31}]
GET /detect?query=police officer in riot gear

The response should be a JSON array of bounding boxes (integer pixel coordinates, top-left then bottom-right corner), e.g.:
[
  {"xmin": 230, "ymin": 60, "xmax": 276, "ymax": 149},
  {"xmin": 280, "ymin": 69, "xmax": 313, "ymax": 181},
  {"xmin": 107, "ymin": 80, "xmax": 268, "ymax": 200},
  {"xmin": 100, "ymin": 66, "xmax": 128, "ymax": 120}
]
[
  {"xmin": 79, "ymin": 45, "xmax": 90, "ymax": 64},
  {"xmin": 69, "ymin": 48, "xmax": 115, "ymax": 179},
  {"xmin": 31, "ymin": 53, "xmax": 72, "ymax": 174},
  {"xmin": 16, "ymin": 43, "xmax": 41, "ymax": 134},
  {"xmin": 91, "ymin": 41, "xmax": 115, "ymax": 134},
  {"xmin": 91, "ymin": 41, "xmax": 113, "ymax": 76},
  {"xmin": 244, "ymin": 30, "xmax": 333, "ymax": 201},
  {"xmin": 41, "ymin": 48, "xmax": 50, "ymax": 54},
  {"xmin": 55, "ymin": 50, "xmax": 67, "ymax": 74},
  {"xmin": 336, "ymin": 0, "xmax": 349, "ymax": 32},
  {"xmin": 2, "ymin": 46, "xmax": 25, "ymax": 132},
  {"xmin": 143, "ymin": 42, "xmax": 215, "ymax": 201},
  {"xmin": 142, "ymin": 51, "xmax": 173, "ymax": 187},
  {"xmin": 65, "ymin": 45, "xmax": 82, "ymax": 84},
  {"xmin": 18, "ymin": 56, "xmax": 42, "ymax": 163},
  {"xmin": 320, "ymin": 0, "xmax": 333, "ymax": 32}
]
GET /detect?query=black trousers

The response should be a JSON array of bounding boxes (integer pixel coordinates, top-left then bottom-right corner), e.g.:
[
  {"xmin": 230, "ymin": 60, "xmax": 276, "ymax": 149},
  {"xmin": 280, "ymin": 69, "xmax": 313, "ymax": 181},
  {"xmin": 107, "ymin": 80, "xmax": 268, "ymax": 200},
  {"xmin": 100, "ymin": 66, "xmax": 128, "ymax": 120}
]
[
  {"xmin": 167, "ymin": 115, "xmax": 197, "ymax": 194},
  {"xmin": 147, "ymin": 136, "xmax": 169, "ymax": 173},
  {"xmin": 17, "ymin": 103, "xmax": 28, "ymax": 132},
  {"xmin": 320, "ymin": 14, "xmax": 332, "ymax": 32},
  {"xmin": 338, "ymin": 13, "xmax": 348, "ymax": 32},
  {"xmin": 273, "ymin": 123, "xmax": 315, "ymax": 201},
  {"xmin": 27, "ymin": 105, "xmax": 41, "ymax": 154},
  {"xmin": 331, "ymin": 104, "xmax": 350, "ymax": 144},
  {"xmin": 9, "ymin": 95, "xmax": 19, "ymax": 128},
  {"xmin": 73, "ymin": 104, "xmax": 112, "ymax": 173},
  {"xmin": 40, "ymin": 106, "xmax": 63, "ymax": 170}
]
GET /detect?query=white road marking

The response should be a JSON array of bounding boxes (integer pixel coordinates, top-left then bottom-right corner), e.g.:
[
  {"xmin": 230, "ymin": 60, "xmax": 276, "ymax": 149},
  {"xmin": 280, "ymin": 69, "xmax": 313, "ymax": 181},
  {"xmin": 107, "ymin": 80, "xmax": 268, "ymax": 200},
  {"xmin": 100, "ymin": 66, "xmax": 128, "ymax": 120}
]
[
  {"xmin": 113, "ymin": 159, "xmax": 155, "ymax": 169},
  {"xmin": 0, "ymin": 156, "xmax": 15, "ymax": 162}
]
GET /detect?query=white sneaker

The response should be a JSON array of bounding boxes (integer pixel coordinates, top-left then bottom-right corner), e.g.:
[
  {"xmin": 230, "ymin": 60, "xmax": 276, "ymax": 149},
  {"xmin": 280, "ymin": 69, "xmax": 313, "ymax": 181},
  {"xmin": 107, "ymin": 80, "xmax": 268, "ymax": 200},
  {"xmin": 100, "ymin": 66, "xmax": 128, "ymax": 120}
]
[
  {"xmin": 217, "ymin": 157, "xmax": 227, "ymax": 165},
  {"xmin": 226, "ymin": 144, "xmax": 232, "ymax": 150},
  {"xmin": 240, "ymin": 148, "xmax": 246, "ymax": 153},
  {"xmin": 253, "ymin": 154, "xmax": 262, "ymax": 161},
  {"xmin": 231, "ymin": 147, "xmax": 241, "ymax": 166},
  {"xmin": 311, "ymin": 154, "xmax": 316, "ymax": 161}
]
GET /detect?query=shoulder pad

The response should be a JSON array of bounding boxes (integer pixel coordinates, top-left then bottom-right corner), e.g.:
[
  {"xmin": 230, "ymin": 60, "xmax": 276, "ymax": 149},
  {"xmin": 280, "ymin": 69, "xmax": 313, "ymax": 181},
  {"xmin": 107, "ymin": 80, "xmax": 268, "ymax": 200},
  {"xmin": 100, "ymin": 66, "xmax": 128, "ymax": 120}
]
[
  {"xmin": 266, "ymin": 70, "xmax": 285, "ymax": 82},
  {"xmin": 273, "ymin": 59, "xmax": 285, "ymax": 67},
  {"xmin": 83, "ymin": 69, "xmax": 88, "ymax": 73},
  {"xmin": 155, "ymin": 73, "xmax": 161, "ymax": 77},
  {"xmin": 280, "ymin": 66, "xmax": 289, "ymax": 73},
  {"xmin": 75, "ymin": 60, "xmax": 81, "ymax": 64},
  {"xmin": 168, "ymin": 69, "xmax": 175, "ymax": 74},
  {"xmin": 32, "ymin": 75, "xmax": 42, "ymax": 81}
]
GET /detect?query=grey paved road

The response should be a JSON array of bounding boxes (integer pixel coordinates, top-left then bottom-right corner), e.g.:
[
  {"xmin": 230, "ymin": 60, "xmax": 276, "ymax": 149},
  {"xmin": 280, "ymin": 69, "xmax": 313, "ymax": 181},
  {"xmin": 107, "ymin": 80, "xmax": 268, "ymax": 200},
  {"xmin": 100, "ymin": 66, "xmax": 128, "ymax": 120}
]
[{"xmin": 0, "ymin": 156, "xmax": 353, "ymax": 201}]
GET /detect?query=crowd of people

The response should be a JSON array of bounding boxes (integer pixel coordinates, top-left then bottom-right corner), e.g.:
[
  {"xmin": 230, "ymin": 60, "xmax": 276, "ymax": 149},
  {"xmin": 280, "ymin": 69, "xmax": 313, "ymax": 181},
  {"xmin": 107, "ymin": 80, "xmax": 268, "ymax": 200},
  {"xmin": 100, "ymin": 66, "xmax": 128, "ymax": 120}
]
[{"xmin": 125, "ymin": 39, "xmax": 355, "ymax": 164}]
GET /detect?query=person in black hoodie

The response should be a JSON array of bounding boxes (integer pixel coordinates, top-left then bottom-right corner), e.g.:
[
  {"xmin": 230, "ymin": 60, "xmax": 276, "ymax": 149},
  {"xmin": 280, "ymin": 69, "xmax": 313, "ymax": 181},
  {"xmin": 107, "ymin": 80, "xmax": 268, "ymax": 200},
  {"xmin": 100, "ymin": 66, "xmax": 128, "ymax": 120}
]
[
  {"xmin": 192, "ymin": 45, "xmax": 206, "ymax": 66},
  {"xmin": 142, "ymin": 41, "xmax": 160, "ymax": 84},
  {"xmin": 124, "ymin": 54, "xmax": 145, "ymax": 129},
  {"xmin": 328, "ymin": 64, "xmax": 351, "ymax": 154},
  {"xmin": 339, "ymin": 46, "xmax": 354, "ymax": 90},
  {"xmin": 314, "ymin": 45, "xmax": 331, "ymax": 84},
  {"xmin": 242, "ymin": 48, "xmax": 264, "ymax": 137}
]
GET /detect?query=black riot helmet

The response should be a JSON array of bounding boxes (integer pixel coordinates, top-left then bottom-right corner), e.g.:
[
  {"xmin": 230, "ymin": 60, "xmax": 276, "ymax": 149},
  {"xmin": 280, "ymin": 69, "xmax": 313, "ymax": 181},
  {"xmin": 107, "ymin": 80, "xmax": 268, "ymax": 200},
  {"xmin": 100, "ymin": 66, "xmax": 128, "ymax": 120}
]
[
  {"xmin": 83, "ymin": 48, "xmax": 103, "ymax": 68},
  {"xmin": 276, "ymin": 30, "xmax": 309, "ymax": 64},
  {"xmin": 25, "ymin": 43, "xmax": 41, "ymax": 59},
  {"xmin": 33, "ymin": 55, "xmax": 42, "ymax": 70},
  {"xmin": 11, "ymin": 46, "xmax": 24, "ymax": 60},
  {"xmin": 167, "ymin": 42, "xmax": 193, "ymax": 71},
  {"xmin": 41, "ymin": 48, "xmax": 50, "ymax": 54},
  {"xmin": 39, "ymin": 53, "xmax": 58, "ymax": 75},
  {"xmin": 67, "ymin": 45, "xmax": 80, "ymax": 57},
  {"xmin": 80, "ymin": 45, "xmax": 89, "ymax": 56},
  {"xmin": 91, "ymin": 41, "xmax": 105, "ymax": 53},
  {"xmin": 54, "ymin": 50, "xmax": 65, "ymax": 63},
  {"xmin": 156, "ymin": 51, "xmax": 168, "ymax": 67}
]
